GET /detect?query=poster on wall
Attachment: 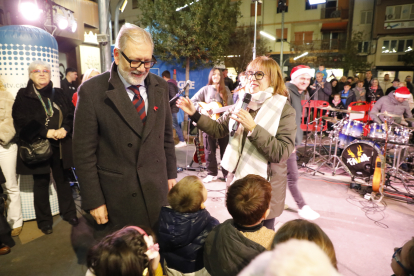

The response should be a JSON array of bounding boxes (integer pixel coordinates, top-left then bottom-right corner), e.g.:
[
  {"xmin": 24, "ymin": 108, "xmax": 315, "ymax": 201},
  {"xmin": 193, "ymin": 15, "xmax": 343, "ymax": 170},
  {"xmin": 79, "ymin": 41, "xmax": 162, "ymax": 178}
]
[{"xmin": 79, "ymin": 45, "xmax": 101, "ymax": 74}]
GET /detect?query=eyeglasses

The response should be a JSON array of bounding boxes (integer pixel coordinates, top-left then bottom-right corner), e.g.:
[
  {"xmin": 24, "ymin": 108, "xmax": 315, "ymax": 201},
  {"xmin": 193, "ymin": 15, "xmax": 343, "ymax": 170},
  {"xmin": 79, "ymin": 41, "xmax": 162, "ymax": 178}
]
[
  {"xmin": 120, "ymin": 51, "xmax": 157, "ymax": 69},
  {"xmin": 31, "ymin": 69, "xmax": 50, "ymax": 74},
  {"xmin": 393, "ymin": 247, "xmax": 413, "ymax": 276},
  {"xmin": 246, "ymin": 71, "xmax": 266, "ymax": 80}
]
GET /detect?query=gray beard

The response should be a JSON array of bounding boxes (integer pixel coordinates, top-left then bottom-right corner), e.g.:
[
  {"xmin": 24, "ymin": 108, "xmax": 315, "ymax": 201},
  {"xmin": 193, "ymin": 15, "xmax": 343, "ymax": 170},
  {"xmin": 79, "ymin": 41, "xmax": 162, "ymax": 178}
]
[{"xmin": 119, "ymin": 66, "xmax": 147, "ymax": 86}]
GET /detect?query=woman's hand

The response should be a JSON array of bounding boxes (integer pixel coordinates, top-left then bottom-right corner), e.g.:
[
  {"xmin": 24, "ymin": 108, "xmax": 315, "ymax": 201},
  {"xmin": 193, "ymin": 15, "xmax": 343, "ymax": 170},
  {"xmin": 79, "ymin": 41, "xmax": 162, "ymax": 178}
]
[
  {"xmin": 46, "ymin": 129, "xmax": 57, "ymax": 140},
  {"xmin": 230, "ymin": 109, "xmax": 257, "ymax": 132},
  {"xmin": 176, "ymin": 97, "xmax": 196, "ymax": 116},
  {"xmin": 54, "ymin": 128, "xmax": 67, "ymax": 139}
]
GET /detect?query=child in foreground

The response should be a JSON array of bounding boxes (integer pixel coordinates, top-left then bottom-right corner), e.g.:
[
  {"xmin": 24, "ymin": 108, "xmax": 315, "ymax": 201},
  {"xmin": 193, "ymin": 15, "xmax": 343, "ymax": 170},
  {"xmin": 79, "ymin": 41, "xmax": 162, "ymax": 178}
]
[
  {"xmin": 158, "ymin": 175, "xmax": 219, "ymax": 276},
  {"xmin": 86, "ymin": 226, "xmax": 162, "ymax": 276},
  {"xmin": 203, "ymin": 174, "xmax": 276, "ymax": 276}
]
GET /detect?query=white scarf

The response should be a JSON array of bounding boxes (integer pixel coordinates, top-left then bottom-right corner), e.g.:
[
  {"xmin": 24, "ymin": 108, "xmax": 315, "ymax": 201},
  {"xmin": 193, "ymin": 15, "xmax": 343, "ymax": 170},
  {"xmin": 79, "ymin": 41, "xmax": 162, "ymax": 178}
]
[{"xmin": 221, "ymin": 87, "xmax": 287, "ymax": 182}]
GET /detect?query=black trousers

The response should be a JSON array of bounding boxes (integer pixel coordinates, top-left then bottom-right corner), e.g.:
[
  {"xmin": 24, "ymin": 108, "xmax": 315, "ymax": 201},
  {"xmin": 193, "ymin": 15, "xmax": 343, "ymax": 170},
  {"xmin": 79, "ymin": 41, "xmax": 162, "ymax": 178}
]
[
  {"xmin": 33, "ymin": 147, "xmax": 76, "ymax": 229},
  {"xmin": 202, "ymin": 132, "xmax": 228, "ymax": 178}
]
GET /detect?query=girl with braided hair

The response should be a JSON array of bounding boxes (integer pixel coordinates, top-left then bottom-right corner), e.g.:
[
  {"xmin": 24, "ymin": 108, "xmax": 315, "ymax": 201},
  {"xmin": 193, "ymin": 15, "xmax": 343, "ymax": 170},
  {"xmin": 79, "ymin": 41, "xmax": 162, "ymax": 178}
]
[{"xmin": 86, "ymin": 226, "xmax": 162, "ymax": 276}]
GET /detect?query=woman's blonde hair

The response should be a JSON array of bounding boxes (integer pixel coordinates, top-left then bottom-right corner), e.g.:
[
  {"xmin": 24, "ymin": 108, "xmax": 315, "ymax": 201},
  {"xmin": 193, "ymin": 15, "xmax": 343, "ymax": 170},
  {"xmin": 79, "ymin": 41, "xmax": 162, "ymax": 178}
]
[
  {"xmin": 272, "ymin": 219, "xmax": 338, "ymax": 270},
  {"xmin": 247, "ymin": 56, "xmax": 287, "ymax": 97},
  {"xmin": 82, "ymin": 68, "xmax": 100, "ymax": 83}
]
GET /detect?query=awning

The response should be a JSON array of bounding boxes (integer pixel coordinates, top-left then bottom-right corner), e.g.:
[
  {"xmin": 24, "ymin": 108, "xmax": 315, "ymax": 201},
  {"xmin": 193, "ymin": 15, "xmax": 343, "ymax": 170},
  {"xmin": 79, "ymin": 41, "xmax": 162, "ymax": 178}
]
[{"xmin": 321, "ymin": 22, "xmax": 348, "ymax": 32}]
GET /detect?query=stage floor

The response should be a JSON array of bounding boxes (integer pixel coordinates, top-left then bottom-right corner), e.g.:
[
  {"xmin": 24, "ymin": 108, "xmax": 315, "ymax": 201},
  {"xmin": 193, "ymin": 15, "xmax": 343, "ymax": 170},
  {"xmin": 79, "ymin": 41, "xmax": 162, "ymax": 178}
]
[{"xmin": 1, "ymin": 142, "xmax": 413, "ymax": 276}]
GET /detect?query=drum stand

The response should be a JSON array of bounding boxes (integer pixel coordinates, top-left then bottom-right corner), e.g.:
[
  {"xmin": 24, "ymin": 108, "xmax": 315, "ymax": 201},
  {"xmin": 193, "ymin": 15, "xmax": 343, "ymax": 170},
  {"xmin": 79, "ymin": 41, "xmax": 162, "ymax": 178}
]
[
  {"xmin": 386, "ymin": 145, "xmax": 414, "ymax": 187},
  {"xmin": 302, "ymin": 117, "xmax": 325, "ymax": 175},
  {"xmin": 313, "ymin": 118, "xmax": 353, "ymax": 178}
]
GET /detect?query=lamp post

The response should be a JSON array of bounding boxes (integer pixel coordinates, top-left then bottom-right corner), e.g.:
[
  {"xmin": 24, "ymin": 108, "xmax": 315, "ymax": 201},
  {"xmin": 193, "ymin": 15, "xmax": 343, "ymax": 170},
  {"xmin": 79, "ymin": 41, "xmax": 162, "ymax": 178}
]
[{"xmin": 252, "ymin": 0, "xmax": 262, "ymax": 60}]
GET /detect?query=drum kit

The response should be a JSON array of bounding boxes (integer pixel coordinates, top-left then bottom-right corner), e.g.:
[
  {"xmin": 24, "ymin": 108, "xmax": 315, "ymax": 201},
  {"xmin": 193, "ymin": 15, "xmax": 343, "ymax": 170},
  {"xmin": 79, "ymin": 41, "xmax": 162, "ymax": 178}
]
[{"xmin": 305, "ymin": 106, "xmax": 414, "ymax": 199}]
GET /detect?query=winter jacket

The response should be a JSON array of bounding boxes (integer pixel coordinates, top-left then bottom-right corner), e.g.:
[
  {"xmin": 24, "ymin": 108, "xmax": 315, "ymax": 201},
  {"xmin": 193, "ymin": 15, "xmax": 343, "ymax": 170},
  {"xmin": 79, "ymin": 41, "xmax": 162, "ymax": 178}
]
[
  {"xmin": 309, "ymin": 81, "xmax": 332, "ymax": 101},
  {"xmin": 385, "ymin": 86, "xmax": 397, "ymax": 95},
  {"xmin": 0, "ymin": 89, "xmax": 16, "ymax": 146},
  {"xmin": 369, "ymin": 92, "xmax": 413, "ymax": 126},
  {"xmin": 12, "ymin": 80, "xmax": 74, "ymax": 175},
  {"xmin": 158, "ymin": 206, "xmax": 219, "ymax": 274},
  {"xmin": 340, "ymin": 90, "xmax": 356, "ymax": 109},
  {"xmin": 366, "ymin": 86, "xmax": 384, "ymax": 103},
  {"xmin": 286, "ymin": 82, "xmax": 303, "ymax": 145},
  {"xmin": 329, "ymin": 101, "xmax": 345, "ymax": 119},
  {"xmin": 191, "ymin": 85, "xmax": 233, "ymax": 110},
  {"xmin": 351, "ymin": 87, "xmax": 366, "ymax": 102},
  {"xmin": 168, "ymin": 79, "xmax": 180, "ymax": 114},
  {"xmin": 203, "ymin": 219, "xmax": 266, "ymax": 276},
  {"xmin": 190, "ymin": 98, "xmax": 296, "ymax": 220}
]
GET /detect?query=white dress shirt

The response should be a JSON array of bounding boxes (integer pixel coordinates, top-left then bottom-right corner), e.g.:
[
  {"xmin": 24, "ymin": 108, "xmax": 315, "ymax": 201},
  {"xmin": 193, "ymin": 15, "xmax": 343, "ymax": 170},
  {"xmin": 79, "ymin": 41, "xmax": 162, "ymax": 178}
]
[{"xmin": 117, "ymin": 68, "xmax": 148, "ymax": 112}]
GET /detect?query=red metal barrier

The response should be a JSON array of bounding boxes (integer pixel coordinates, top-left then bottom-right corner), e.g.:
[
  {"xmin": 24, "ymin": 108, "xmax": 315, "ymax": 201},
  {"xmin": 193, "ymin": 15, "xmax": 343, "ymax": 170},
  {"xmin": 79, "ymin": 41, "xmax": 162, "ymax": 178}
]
[{"xmin": 301, "ymin": 100, "xmax": 330, "ymax": 132}]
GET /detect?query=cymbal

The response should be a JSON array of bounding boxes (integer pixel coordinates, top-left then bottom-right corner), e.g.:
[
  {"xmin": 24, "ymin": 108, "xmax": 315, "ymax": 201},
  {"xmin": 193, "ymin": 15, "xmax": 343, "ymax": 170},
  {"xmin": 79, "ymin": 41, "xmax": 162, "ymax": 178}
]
[
  {"xmin": 322, "ymin": 116, "xmax": 338, "ymax": 123},
  {"xmin": 376, "ymin": 112, "xmax": 401, "ymax": 118},
  {"xmin": 339, "ymin": 109, "xmax": 364, "ymax": 114},
  {"xmin": 404, "ymin": 118, "xmax": 414, "ymax": 122},
  {"xmin": 318, "ymin": 106, "xmax": 363, "ymax": 114},
  {"xmin": 319, "ymin": 106, "xmax": 340, "ymax": 111}
]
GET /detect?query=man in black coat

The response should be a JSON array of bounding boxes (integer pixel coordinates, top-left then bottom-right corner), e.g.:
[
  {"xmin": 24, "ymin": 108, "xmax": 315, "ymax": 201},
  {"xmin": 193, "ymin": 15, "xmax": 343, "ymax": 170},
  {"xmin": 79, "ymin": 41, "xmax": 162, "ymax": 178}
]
[
  {"xmin": 162, "ymin": 70, "xmax": 186, "ymax": 147},
  {"xmin": 60, "ymin": 67, "xmax": 78, "ymax": 99},
  {"xmin": 73, "ymin": 23, "xmax": 177, "ymax": 235}
]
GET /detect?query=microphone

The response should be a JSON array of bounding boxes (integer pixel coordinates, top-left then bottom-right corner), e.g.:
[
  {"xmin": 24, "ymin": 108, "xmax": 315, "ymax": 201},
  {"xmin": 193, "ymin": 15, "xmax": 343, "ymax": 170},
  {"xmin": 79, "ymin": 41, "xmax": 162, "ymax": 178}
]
[
  {"xmin": 183, "ymin": 80, "xmax": 191, "ymax": 91},
  {"xmin": 230, "ymin": 93, "xmax": 252, "ymax": 137}
]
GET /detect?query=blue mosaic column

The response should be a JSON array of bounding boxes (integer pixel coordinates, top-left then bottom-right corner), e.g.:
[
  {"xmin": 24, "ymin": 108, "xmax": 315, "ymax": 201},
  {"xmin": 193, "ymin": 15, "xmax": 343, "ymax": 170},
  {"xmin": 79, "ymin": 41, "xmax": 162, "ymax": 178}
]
[{"xmin": 0, "ymin": 25, "xmax": 60, "ymax": 97}]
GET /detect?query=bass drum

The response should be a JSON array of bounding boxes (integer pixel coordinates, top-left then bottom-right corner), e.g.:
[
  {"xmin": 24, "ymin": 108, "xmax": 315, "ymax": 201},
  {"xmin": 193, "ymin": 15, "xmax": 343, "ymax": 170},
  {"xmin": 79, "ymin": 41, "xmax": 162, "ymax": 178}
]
[{"xmin": 340, "ymin": 140, "xmax": 381, "ymax": 178}]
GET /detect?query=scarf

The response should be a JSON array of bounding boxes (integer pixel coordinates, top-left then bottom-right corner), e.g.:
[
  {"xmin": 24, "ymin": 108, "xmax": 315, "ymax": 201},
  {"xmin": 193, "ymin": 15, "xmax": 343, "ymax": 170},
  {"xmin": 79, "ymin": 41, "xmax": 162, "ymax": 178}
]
[
  {"xmin": 221, "ymin": 87, "xmax": 287, "ymax": 182},
  {"xmin": 332, "ymin": 99, "xmax": 341, "ymax": 106}
]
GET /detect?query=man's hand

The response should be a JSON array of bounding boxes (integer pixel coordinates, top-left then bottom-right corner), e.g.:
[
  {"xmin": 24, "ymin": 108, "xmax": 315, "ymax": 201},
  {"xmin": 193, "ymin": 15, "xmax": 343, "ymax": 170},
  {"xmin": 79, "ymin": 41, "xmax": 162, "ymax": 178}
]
[
  {"xmin": 90, "ymin": 204, "xmax": 108, "ymax": 224},
  {"xmin": 168, "ymin": 179, "xmax": 176, "ymax": 190}
]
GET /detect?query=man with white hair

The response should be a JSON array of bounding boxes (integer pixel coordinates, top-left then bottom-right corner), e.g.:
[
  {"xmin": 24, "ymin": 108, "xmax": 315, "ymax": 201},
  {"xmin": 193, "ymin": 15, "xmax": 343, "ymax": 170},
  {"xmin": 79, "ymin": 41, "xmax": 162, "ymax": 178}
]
[
  {"xmin": 73, "ymin": 23, "xmax": 177, "ymax": 234},
  {"xmin": 309, "ymin": 72, "xmax": 332, "ymax": 101},
  {"xmin": 285, "ymin": 65, "xmax": 320, "ymax": 220}
]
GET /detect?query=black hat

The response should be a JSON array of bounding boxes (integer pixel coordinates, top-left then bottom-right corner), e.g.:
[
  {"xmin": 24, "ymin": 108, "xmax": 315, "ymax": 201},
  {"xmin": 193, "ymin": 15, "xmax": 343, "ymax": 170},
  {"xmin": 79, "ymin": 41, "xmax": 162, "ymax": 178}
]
[{"xmin": 392, "ymin": 78, "xmax": 400, "ymax": 82}]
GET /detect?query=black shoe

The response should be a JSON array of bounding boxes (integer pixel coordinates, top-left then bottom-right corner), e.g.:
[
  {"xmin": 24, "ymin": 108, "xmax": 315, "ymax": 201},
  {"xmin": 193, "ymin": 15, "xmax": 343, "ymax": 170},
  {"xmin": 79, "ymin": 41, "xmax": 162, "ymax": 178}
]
[
  {"xmin": 68, "ymin": 217, "xmax": 79, "ymax": 226},
  {"xmin": 41, "ymin": 225, "xmax": 53, "ymax": 235}
]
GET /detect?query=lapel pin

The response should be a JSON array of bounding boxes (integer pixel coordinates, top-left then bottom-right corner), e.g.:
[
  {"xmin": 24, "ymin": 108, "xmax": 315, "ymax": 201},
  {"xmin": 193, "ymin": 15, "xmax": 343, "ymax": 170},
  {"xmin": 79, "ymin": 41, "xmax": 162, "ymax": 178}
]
[{"xmin": 154, "ymin": 106, "xmax": 159, "ymax": 111}]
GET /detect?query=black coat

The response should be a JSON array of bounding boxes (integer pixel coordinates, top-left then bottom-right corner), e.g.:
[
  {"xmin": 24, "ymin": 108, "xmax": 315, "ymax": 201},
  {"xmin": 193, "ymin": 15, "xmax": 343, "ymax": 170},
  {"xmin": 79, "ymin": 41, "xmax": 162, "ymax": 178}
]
[
  {"xmin": 158, "ymin": 206, "xmax": 219, "ymax": 273},
  {"xmin": 366, "ymin": 87, "xmax": 384, "ymax": 103},
  {"xmin": 73, "ymin": 62, "xmax": 177, "ymax": 234},
  {"xmin": 12, "ymin": 80, "xmax": 74, "ymax": 175},
  {"xmin": 167, "ymin": 81, "xmax": 179, "ymax": 114},
  {"xmin": 204, "ymin": 219, "xmax": 265, "ymax": 276}
]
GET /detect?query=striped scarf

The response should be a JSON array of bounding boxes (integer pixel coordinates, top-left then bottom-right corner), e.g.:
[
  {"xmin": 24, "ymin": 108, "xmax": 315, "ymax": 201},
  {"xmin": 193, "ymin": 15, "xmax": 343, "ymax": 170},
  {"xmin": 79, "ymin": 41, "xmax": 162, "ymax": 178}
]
[{"xmin": 221, "ymin": 87, "xmax": 287, "ymax": 182}]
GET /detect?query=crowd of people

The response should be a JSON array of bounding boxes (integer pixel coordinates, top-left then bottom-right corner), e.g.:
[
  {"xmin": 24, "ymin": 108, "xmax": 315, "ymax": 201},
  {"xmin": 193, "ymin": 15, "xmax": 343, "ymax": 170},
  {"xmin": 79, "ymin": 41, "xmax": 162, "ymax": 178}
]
[{"xmin": 0, "ymin": 22, "xmax": 413, "ymax": 276}]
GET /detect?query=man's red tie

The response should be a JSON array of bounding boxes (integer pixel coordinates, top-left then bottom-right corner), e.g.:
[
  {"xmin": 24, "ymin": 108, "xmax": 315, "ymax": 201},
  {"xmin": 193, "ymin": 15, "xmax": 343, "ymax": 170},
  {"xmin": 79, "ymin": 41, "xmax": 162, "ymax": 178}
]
[{"xmin": 129, "ymin": 85, "xmax": 147, "ymax": 124}]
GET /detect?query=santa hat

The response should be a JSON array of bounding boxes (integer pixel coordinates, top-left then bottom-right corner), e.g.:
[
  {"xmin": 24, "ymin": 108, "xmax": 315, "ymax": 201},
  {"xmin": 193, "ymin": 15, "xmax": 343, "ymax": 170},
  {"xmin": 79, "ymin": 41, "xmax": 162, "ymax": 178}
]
[
  {"xmin": 395, "ymin": 86, "xmax": 411, "ymax": 98},
  {"xmin": 290, "ymin": 65, "xmax": 313, "ymax": 81}
]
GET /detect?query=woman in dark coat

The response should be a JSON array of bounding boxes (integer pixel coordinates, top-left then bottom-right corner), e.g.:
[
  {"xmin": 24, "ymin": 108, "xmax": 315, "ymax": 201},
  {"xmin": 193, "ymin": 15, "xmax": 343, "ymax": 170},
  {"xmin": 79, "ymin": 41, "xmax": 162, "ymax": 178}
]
[{"xmin": 12, "ymin": 60, "xmax": 78, "ymax": 235}]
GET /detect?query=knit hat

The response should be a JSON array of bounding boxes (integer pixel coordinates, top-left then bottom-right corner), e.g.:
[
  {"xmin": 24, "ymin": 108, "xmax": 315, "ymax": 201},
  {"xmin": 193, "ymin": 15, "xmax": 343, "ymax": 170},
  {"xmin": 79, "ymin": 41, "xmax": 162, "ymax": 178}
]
[
  {"xmin": 290, "ymin": 65, "xmax": 313, "ymax": 81},
  {"xmin": 395, "ymin": 86, "xmax": 411, "ymax": 98}
]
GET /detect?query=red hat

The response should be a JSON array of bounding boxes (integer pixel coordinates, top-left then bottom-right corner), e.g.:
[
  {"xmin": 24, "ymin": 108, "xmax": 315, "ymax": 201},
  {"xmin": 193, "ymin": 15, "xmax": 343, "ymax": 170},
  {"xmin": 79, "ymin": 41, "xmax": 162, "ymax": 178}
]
[
  {"xmin": 290, "ymin": 65, "xmax": 313, "ymax": 81},
  {"xmin": 395, "ymin": 86, "xmax": 411, "ymax": 98}
]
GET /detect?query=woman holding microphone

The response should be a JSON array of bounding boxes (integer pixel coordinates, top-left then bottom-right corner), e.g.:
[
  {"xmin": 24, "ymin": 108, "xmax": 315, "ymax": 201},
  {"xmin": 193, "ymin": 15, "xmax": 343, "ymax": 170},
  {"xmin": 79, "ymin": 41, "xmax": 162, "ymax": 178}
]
[{"xmin": 177, "ymin": 56, "xmax": 296, "ymax": 229}]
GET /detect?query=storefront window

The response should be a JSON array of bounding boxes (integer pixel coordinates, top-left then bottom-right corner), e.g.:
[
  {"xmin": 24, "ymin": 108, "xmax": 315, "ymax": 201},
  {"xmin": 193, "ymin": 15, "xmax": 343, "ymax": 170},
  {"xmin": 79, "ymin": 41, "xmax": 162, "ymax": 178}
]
[
  {"xmin": 406, "ymin": 40, "xmax": 413, "ymax": 52},
  {"xmin": 390, "ymin": 40, "xmax": 397, "ymax": 53},
  {"xmin": 382, "ymin": 40, "xmax": 390, "ymax": 53}
]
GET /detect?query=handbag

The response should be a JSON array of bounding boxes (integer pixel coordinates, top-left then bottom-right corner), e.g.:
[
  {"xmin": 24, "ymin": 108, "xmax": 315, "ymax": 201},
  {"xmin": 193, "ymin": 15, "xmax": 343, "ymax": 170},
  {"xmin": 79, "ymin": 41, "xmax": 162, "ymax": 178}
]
[
  {"xmin": 19, "ymin": 137, "xmax": 52, "ymax": 165},
  {"xmin": 18, "ymin": 87, "xmax": 54, "ymax": 165}
]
